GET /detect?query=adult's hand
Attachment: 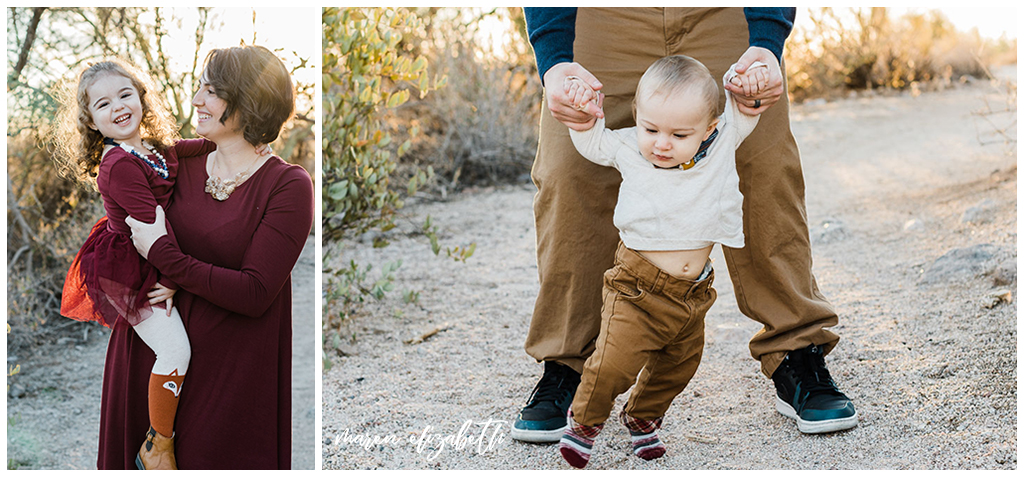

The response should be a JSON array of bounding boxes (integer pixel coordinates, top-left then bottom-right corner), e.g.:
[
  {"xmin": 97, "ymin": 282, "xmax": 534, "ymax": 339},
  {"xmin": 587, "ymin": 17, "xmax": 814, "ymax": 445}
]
[
  {"xmin": 126, "ymin": 205, "xmax": 168, "ymax": 260},
  {"xmin": 543, "ymin": 62, "xmax": 605, "ymax": 131},
  {"xmin": 725, "ymin": 46, "xmax": 785, "ymax": 115}
]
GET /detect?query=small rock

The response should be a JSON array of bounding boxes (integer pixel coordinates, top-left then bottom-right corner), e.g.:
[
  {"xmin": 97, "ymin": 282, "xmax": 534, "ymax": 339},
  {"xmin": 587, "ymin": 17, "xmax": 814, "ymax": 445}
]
[
  {"xmin": 812, "ymin": 218, "xmax": 848, "ymax": 244},
  {"xmin": 961, "ymin": 199, "xmax": 997, "ymax": 224},
  {"xmin": 9, "ymin": 383, "xmax": 26, "ymax": 399},
  {"xmin": 923, "ymin": 364, "xmax": 955, "ymax": 379},
  {"xmin": 358, "ymin": 230, "xmax": 382, "ymax": 245},
  {"xmin": 334, "ymin": 342, "xmax": 358, "ymax": 356},
  {"xmin": 989, "ymin": 258, "xmax": 1016, "ymax": 286},
  {"xmin": 984, "ymin": 288, "xmax": 1012, "ymax": 309},
  {"xmin": 903, "ymin": 218, "xmax": 924, "ymax": 231},
  {"xmin": 919, "ymin": 244, "xmax": 1000, "ymax": 285}
]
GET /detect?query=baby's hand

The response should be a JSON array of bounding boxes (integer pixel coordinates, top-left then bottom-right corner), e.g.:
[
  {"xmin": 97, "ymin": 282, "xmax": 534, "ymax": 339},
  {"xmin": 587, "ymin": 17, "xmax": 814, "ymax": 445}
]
[
  {"xmin": 730, "ymin": 63, "xmax": 770, "ymax": 97},
  {"xmin": 147, "ymin": 283, "xmax": 177, "ymax": 316},
  {"xmin": 563, "ymin": 75, "xmax": 599, "ymax": 113}
]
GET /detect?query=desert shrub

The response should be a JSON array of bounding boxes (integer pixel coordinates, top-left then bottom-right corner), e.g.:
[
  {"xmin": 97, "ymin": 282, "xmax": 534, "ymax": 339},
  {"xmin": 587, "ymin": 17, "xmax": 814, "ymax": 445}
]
[
  {"xmin": 393, "ymin": 8, "xmax": 542, "ymax": 193},
  {"xmin": 321, "ymin": 7, "xmax": 444, "ymax": 242},
  {"xmin": 321, "ymin": 8, "xmax": 459, "ymax": 367},
  {"xmin": 6, "ymin": 132, "xmax": 106, "ymax": 350},
  {"xmin": 387, "ymin": 8, "xmax": 1016, "ymax": 191},
  {"xmin": 786, "ymin": 8, "xmax": 1013, "ymax": 102}
]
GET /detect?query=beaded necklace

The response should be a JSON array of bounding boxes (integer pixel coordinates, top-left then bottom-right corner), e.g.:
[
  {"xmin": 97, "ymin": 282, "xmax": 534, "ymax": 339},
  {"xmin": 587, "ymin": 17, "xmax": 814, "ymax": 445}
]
[{"xmin": 103, "ymin": 138, "xmax": 169, "ymax": 179}]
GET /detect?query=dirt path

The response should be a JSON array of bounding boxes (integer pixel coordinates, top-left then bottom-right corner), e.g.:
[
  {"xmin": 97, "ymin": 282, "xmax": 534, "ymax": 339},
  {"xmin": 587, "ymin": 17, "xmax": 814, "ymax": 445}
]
[
  {"xmin": 5, "ymin": 235, "xmax": 317, "ymax": 470},
  {"xmin": 321, "ymin": 75, "xmax": 1017, "ymax": 469}
]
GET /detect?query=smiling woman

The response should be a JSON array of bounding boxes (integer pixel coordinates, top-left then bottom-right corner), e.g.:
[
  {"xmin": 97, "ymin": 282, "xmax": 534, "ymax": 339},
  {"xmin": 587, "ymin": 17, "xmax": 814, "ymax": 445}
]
[
  {"xmin": 191, "ymin": 80, "xmax": 228, "ymax": 139},
  {"xmin": 101, "ymin": 43, "xmax": 312, "ymax": 470},
  {"xmin": 195, "ymin": 46, "xmax": 294, "ymax": 147}
]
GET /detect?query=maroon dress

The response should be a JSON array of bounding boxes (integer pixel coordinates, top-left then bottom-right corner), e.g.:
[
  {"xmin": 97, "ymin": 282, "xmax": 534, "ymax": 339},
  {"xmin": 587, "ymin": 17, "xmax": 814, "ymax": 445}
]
[
  {"xmin": 61, "ymin": 139, "xmax": 214, "ymax": 327},
  {"xmin": 96, "ymin": 150, "xmax": 313, "ymax": 469}
]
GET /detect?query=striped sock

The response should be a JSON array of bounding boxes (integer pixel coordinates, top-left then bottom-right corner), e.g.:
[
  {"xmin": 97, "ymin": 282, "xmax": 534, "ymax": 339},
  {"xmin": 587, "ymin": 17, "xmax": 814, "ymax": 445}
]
[
  {"xmin": 620, "ymin": 410, "xmax": 666, "ymax": 460},
  {"xmin": 559, "ymin": 412, "xmax": 604, "ymax": 468}
]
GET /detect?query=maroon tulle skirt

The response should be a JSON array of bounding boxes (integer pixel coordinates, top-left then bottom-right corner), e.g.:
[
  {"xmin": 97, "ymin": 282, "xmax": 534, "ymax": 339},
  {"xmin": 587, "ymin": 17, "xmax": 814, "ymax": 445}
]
[{"xmin": 61, "ymin": 216, "xmax": 157, "ymax": 328}]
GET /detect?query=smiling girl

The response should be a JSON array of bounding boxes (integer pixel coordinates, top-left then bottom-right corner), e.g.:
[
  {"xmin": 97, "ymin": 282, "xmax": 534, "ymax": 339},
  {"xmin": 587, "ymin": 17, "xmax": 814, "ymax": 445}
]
[{"xmin": 53, "ymin": 58, "xmax": 266, "ymax": 469}]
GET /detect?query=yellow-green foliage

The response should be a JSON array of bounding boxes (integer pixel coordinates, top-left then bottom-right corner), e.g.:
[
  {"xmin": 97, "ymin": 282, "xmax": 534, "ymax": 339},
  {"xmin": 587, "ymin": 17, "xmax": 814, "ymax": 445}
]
[
  {"xmin": 322, "ymin": 9, "xmax": 460, "ymax": 367},
  {"xmin": 321, "ymin": 7, "xmax": 445, "ymax": 242}
]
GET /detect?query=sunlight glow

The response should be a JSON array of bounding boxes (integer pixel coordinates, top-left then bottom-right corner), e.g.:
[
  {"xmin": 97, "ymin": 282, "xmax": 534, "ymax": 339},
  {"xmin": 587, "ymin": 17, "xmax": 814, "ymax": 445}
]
[{"xmin": 159, "ymin": 7, "xmax": 318, "ymax": 94}]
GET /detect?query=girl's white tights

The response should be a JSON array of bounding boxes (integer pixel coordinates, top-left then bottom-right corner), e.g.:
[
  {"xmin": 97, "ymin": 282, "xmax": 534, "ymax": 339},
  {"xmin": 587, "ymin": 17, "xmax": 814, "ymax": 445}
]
[{"xmin": 133, "ymin": 305, "xmax": 191, "ymax": 376}]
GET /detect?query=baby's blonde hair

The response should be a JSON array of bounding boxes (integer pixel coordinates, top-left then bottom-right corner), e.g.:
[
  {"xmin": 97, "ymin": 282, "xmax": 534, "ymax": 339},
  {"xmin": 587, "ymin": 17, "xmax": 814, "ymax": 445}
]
[
  {"xmin": 633, "ymin": 55, "xmax": 720, "ymax": 122},
  {"xmin": 52, "ymin": 58, "xmax": 179, "ymax": 185}
]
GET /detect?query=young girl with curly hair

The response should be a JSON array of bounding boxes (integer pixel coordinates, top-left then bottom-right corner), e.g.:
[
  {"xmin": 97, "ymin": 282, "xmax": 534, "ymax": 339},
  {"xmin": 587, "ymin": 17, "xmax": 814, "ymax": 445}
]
[{"xmin": 53, "ymin": 58, "xmax": 266, "ymax": 469}]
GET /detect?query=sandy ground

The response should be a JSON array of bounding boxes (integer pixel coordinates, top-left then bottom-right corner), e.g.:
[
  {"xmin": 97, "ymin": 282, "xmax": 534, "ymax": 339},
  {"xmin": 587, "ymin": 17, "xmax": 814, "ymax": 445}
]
[
  {"xmin": 5, "ymin": 235, "xmax": 316, "ymax": 470},
  {"xmin": 321, "ymin": 73, "xmax": 1017, "ymax": 469}
]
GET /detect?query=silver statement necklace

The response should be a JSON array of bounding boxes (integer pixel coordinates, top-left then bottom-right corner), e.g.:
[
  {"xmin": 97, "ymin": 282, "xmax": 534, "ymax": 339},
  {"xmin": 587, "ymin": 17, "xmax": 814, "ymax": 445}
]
[{"xmin": 205, "ymin": 152, "xmax": 260, "ymax": 201}]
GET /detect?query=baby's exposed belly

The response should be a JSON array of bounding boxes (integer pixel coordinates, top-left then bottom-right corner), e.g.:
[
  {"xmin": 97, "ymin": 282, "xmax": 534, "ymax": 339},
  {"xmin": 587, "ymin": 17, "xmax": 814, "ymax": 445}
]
[{"xmin": 637, "ymin": 246, "xmax": 713, "ymax": 280}]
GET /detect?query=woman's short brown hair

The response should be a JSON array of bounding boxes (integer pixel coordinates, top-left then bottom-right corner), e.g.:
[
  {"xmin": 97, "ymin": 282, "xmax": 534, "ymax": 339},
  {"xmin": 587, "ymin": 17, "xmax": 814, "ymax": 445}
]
[{"xmin": 201, "ymin": 45, "xmax": 294, "ymax": 146}]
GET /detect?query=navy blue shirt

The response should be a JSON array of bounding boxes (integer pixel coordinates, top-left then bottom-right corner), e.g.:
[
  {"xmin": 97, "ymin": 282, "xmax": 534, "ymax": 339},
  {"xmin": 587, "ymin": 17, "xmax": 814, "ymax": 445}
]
[{"xmin": 524, "ymin": 7, "xmax": 797, "ymax": 84}]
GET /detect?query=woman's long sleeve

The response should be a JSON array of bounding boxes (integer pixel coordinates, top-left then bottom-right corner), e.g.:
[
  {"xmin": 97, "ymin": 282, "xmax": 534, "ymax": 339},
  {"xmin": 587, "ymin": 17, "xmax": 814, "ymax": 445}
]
[{"xmin": 145, "ymin": 166, "xmax": 314, "ymax": 317}]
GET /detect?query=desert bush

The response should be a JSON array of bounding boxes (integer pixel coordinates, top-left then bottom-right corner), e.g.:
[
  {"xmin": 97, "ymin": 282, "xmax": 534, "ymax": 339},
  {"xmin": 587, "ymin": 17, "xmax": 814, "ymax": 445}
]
[
  {"xmin": 786, "ymin": 8, "xmax": 1013, "ymax": 102},
  {"xmin": 321, "ymin": 8, "xmax": 450, "ymax": 366},
  {"xmin": 321, "ymin": 7, "xmax": 444, "ymax": 242},
  {"xmin": 395, "ymin": 7, "xmax": 1018, "ymax": 190},
  {"xmin": 321, "ymin": 8, "xmax": 493, "ymax": 368},
  {"xmin": 393, "ymin": 8, "xmax": 542, "ymax": 193}
]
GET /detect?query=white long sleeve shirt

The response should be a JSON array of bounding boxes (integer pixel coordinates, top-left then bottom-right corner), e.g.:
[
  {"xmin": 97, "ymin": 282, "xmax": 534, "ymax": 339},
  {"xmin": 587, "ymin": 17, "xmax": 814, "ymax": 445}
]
[{"xmin": 569, "ymin": 69, "xmax": 760, "ymax": 251}]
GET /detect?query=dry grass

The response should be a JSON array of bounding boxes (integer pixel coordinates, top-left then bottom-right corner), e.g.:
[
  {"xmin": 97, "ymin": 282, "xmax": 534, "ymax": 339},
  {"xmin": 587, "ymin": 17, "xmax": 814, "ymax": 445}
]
[
  {"xmin": 388, "ymin": 8, "xmax": 1014, "ymax": 197},
  {"xmin": 6, "ymin": 132, "xmax": 106, "ymax": 351},
  {"xmin": 786, "ymin": 8, "xmax": 1015, "ymax": 102}
]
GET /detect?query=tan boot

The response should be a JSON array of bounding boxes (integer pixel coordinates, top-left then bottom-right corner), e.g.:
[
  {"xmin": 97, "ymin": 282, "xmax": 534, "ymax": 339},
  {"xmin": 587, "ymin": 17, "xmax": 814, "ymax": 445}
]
[{"xmin": 135, "ymin": 427, "xmax": 178, "ymax": 470}]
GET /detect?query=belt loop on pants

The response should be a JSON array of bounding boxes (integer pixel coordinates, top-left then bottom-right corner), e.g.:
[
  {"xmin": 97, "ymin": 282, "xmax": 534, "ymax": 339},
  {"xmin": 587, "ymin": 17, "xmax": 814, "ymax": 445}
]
[{"xmin": 651, "ymin": 270, "xmax": 668, "ymax": 295}]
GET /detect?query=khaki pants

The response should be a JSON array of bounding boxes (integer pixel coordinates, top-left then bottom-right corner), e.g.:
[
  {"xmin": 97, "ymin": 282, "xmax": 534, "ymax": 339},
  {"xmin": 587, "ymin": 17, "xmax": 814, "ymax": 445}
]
[
  {"xmin": 573, "ymin": 244, "xmax": 715, "ymax": 427},
  {"xmin": 526, "ymin": 7, "xmax": 839, "ymax": 378}
]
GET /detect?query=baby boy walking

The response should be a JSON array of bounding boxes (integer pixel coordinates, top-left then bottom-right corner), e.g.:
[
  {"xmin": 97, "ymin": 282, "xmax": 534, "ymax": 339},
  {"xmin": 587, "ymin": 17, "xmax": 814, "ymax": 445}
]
[{"xmin": 557, "ymin": 55, "xmax": 766, "ymax": 468}]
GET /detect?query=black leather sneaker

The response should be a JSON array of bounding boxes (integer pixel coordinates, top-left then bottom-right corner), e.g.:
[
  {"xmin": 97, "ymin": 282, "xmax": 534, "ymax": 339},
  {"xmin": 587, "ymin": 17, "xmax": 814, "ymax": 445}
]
[
  {"xmin": 772, "ymin": 344, "xmax": 858, "ymax": 433},
  {"xmin": 511, "ymin": 361, "xmax": 581, "ymax": 442}
]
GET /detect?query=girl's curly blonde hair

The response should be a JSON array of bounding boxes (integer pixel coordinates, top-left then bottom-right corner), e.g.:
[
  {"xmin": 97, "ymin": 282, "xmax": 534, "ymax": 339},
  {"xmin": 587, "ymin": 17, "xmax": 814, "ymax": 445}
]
[{"xmin": 52, "ymin": 58, "xmax": 180, "ymax": 186}]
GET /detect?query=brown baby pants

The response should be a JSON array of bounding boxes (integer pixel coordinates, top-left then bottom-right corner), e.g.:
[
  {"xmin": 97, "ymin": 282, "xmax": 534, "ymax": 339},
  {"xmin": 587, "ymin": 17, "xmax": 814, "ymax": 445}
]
[
  {"xmin": 572, "ymin": 244, "xmax": 715, "ymax": 426},
  {"xmin": 526, "ymin": 7, "xmax": 840, "ymax": 378}
]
